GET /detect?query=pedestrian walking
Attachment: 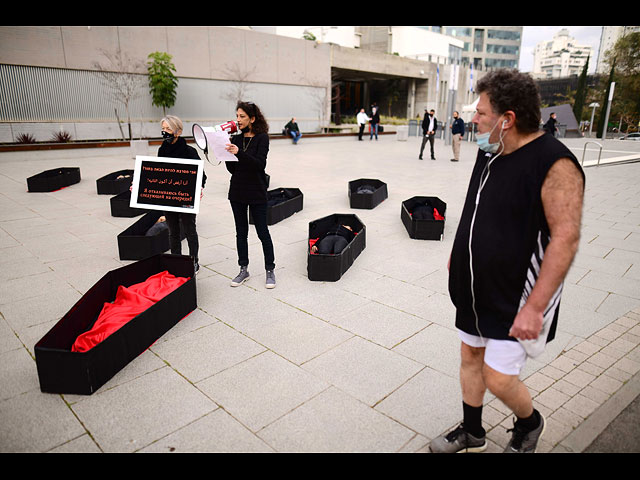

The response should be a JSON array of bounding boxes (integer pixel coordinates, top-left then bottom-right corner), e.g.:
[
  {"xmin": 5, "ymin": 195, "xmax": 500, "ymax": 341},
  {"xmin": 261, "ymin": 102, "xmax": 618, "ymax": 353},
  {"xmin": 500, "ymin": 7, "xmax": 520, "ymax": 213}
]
[
  {"xmin": 419, "ymin": 109, "xmax": 437, "ymax": 160},
  {"xmin": 431, "ymin": 69, "xmax": 585, "ymax": 454}
]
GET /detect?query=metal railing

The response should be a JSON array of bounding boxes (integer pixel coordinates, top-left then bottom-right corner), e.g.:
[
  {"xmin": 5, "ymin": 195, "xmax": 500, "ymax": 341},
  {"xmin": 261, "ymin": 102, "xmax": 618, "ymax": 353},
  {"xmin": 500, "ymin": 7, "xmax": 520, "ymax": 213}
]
[{"xmin": 581, "ymin": 141, "xmax": 603, "ymax": 166}]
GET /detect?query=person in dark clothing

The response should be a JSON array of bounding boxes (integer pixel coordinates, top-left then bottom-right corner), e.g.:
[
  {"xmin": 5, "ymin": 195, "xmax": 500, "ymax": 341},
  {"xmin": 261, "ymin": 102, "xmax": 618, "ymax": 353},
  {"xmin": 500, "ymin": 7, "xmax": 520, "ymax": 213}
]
[
  {"xmin": 419, "ymin": 109, "xmax": 437, "ymax": 160},
  {"xmin": 158, "ymin": 115, "xmax": 206, "ymax": 274},
  {"xmin": 431, "ymin": 69, "xmax": 584, "ymax": 454},
  {"xmin": 450, "ymin": 111, "xmax": 465, "ymax": 162},
  {"xmin": 310, "ymin": 224, "xmax": 355, "ymax": 254},
  {"xmin": 284, "ymin": 117, "xmax": 302, "ymax": 144},
  {"xmin": 369, "ymin": 103, "xmax": 380, "ymax": 140},
  {"xmin": 225, "ymin": 101, "xmax": 276, "ymax": 289},
  {"xmin": 543, "ymin": 112, "xmax": 558, "ymax": 137}
]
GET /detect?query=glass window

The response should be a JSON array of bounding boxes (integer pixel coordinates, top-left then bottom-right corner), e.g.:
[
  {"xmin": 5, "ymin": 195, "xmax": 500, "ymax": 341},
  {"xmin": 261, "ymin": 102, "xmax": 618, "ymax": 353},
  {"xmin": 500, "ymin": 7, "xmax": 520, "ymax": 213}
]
[
  {"xmin": 486, "ymin": 44, "xmax": 520, "ymax": 55},
  {"xmin": 446, "ymin": 27, "xmax": 472, "ymax": 37},
  {"xmin": 487, "ymin": 29, "xmax": 521, "ymax": 41}
]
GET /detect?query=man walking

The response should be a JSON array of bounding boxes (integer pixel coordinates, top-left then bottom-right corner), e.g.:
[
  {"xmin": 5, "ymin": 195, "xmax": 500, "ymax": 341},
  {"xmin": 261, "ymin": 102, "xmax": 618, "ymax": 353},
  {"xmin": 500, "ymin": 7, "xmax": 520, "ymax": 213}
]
[
  {"xmin": 450, "ymin": 111, "xmax": 465, "ymax": 162},
  {"xmin": 419, "ymin": 109, "xmax": 437, "ymax": 160},
  {"xmin": 430, "ymin": 69, "xmax": 584, "ymax": 454}
]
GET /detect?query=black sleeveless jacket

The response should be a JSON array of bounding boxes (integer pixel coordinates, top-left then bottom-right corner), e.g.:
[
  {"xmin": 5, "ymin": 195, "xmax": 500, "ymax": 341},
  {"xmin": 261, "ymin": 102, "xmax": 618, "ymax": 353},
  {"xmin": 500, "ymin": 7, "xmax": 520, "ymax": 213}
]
[{"xmin": 448, "ymin": 133, "xmax": 584, "ymax": 342}]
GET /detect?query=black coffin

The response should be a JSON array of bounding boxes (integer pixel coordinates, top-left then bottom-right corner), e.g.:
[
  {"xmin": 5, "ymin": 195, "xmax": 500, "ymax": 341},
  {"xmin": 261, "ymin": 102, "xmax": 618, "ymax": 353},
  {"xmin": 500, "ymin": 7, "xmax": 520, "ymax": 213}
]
[
  {"xmin": 96, "ymin": 169, "xmax": 134, "ymax": 195},
  {"xmin": 34, "ymin": 254, "xmax": 196, "ymax": 395},
  {"xmin": 307, "ymin": 213, "xmax": 366, "ymax": 282},
  {"xmin": 401, "ymin": 196, "xmax": 446, "ymax": 240},
  {"xmin": 250, "ymin": 187, "xmax": 304, "ymax": 226},
  {"xmin": 27, "ymin": 167, "xmax": 81, "ymax": 192},
  {"xmin": 348, "ymin": 178, "xmax": 388, "ymax": 210},
  {"xmin": 110, "ymin": 190, "xmax": 147, "ymax": 218},
  {"xmin": 117, "ymin": 211, "xmax": 184, "ymax": 261}
]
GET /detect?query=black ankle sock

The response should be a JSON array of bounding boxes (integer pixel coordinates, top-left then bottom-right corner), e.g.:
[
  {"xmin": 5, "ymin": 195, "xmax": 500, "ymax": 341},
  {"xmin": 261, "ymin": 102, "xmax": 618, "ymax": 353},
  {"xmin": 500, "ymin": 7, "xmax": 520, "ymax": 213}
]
[
  {"xmin": 462, "ymin": 402, "xmax": 485, "ymax": 437},
  {"xmin": 516, "ymin": 409, "xmax": 541, "ymax": 432}
]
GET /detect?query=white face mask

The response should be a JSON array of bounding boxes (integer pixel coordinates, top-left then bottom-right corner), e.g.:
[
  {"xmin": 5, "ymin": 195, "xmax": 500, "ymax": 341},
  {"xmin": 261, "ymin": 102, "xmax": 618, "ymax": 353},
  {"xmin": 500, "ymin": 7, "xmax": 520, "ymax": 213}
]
[{"xmin": 476, "ymin": 117, "xmax": 506, "ymax": 153}]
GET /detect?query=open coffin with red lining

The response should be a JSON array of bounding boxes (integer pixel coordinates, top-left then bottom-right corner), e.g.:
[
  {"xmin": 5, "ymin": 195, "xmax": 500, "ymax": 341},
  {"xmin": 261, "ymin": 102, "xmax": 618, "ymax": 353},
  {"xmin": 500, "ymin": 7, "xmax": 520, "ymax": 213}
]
[{"xmin": 34, "ymin": 254, "xmax": 196, "ymax": 395}]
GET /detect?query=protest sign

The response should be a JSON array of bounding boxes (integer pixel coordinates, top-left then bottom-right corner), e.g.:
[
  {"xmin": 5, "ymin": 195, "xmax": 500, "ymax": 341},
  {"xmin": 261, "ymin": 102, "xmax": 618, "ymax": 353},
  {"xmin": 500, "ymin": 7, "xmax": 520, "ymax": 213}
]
[{"xmin": 130, "ymin": 156, "xmax": 203, "ymax": 214}]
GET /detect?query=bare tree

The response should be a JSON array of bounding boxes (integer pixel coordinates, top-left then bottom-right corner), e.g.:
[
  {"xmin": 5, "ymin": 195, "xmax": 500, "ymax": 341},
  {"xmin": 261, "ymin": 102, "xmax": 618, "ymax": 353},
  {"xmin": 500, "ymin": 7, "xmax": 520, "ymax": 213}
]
[
  {"xmin": 305, "ymin": 77, "xmax": 331, "ymax": 132},
  {"xmin": 93, "ymin": 48, "xmax": 147, "ymax": 140},
  {"xmin": 220, "ymin": 63, "xmax": 257, "ymax": 105}
]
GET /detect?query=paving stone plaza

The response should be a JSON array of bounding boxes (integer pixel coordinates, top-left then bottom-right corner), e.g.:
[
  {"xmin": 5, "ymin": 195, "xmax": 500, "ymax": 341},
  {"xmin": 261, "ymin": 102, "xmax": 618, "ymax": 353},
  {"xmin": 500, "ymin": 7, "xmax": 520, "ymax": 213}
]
[{"xmin": 1, "ymin": 133, "xmax": 639, "ymax": 453}]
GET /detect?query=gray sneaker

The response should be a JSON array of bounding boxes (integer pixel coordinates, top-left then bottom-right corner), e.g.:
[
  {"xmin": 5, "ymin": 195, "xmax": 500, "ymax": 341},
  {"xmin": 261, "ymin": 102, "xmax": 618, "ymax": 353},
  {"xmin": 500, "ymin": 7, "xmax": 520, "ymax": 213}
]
[
  {"xmin": 265, "ymin": 269, "xmax": 276, "ymax": 289},
  {"xmin": 230, "ymin": 266, "xmax": 250, "ymax": 287},
  {"xmin": 429, "ymin": 424, "xmax": 487, "ymax": 453},
  {"xmin": 504, "ymin": 413, "xmax": 545, "ymax": 453}
]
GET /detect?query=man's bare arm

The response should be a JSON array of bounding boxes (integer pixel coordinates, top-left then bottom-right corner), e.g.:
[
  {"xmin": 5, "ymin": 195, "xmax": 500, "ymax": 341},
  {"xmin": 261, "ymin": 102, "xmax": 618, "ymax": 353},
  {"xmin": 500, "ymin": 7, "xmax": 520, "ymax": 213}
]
[{"xmin": 509, "ymin": 157, "xmax": 584, "ymax": 340}]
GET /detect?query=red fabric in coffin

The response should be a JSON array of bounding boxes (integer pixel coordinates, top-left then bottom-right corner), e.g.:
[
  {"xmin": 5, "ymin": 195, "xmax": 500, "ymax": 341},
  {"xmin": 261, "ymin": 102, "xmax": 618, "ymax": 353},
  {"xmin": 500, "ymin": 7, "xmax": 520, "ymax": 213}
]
[{"xmin": 71, "ymin": 271, "xmax": 189, "ymax": 353}]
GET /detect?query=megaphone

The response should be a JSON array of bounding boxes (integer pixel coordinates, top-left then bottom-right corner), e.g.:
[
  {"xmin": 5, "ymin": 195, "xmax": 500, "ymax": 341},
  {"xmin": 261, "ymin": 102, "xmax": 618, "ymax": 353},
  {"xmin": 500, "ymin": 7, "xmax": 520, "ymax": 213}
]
[{"xmin": 192, "ymin": 121, "xmax": 240, "ymax": 164}]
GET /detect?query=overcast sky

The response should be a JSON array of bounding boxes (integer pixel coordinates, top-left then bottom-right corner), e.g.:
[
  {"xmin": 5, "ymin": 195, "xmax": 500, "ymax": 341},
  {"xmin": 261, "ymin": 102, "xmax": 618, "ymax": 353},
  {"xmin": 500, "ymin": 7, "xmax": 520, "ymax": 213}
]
[{"xmin": 519, "ymin": 26, "xmax": 603, "ymax": 73}]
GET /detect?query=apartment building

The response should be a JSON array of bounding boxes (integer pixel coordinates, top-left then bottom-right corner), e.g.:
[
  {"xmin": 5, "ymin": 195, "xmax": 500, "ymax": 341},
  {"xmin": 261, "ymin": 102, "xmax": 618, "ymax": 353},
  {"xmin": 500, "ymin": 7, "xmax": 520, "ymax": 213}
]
[{"xmin": 532, "ymin": 28, "xmax": 592, "ymax": 79}]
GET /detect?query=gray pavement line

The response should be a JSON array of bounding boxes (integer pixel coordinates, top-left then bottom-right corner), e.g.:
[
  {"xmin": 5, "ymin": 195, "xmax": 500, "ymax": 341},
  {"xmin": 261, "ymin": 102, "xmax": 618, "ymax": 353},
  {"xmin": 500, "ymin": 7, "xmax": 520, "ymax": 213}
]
[{"xmin": 553, "ymin": 367, "xmax": 640, "ymax": 453}]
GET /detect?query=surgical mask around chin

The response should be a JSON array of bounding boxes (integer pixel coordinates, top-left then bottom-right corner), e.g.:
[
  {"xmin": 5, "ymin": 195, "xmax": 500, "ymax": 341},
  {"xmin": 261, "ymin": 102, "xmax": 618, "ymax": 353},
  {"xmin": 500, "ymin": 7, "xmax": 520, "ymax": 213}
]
[{"xmin": 476, "ymin": 117, "xmax": 505, "ymax": 153}]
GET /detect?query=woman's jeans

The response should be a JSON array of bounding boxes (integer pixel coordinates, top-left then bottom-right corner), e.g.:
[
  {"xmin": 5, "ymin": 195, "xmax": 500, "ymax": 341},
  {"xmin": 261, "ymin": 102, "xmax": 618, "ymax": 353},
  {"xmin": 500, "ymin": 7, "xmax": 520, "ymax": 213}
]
[
  {"xmin": 230, "ymin": 201, "xmax": 275, "ymax": 271},
  {"xmin": 165, "ymin": 212, "xmax": 199, "ymax": 263}
]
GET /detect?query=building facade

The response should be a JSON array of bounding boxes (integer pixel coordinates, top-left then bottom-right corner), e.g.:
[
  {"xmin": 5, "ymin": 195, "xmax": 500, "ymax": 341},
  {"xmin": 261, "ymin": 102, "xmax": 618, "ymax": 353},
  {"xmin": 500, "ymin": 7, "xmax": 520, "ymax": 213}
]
[
  {"xmin": 438, "ymin": 26, "xmax": 522, "ymax": 72},
  {"xmin": 532, "ymin": 29, "xmax": 593, "ymax": 79},
  {"xmin": 0, "ymin": 26, "xmax": 481, "ymax": 143},
  {"xmin": 596, "ymin": 26, "xmax": 640, "ymax": 74}
]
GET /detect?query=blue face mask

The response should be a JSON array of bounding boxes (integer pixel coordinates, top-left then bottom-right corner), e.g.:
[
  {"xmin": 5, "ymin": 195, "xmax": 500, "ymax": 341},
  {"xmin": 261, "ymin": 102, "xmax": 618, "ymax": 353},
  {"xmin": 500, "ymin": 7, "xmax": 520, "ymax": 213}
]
[{"xmin": 476, "ymin": 117, "xmax": 506, "ymax": 153}]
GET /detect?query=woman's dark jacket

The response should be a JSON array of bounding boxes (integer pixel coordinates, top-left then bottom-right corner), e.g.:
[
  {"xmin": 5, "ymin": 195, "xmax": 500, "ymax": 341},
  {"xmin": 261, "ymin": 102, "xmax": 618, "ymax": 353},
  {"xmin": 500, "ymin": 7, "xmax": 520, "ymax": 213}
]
[
  {"xmin": 157, "ymin": 136, "xmax": 206, "ymax": 188},
  {"xmin": 225, "ymin": 132, "xmax": 270, "ymax": 204}
]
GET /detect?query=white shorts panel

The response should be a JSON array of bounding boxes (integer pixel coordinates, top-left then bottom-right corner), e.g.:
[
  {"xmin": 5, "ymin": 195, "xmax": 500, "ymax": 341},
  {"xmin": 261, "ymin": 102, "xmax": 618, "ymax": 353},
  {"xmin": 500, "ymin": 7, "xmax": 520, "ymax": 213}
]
[{"xmin": 458, "ymin": 330, "xmax": 527, "ymax": 376}]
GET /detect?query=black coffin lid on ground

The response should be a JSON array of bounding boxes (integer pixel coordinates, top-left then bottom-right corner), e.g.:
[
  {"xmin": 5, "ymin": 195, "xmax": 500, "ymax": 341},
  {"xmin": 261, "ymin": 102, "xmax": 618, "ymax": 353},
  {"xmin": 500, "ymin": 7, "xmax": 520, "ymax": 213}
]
[
  {"xmin": 250, "ymin": 187, "xmax": 304, "ymax": 226},
  {"xmin": 348, "ymin": 178, "xmax": 388, "ymax": 209},
  {"xmin": 117, "ymin": 211, "xmax": 178, "ymax": 261},
  {"xmin": 110, "ymin": 190, "xmax": 147, "ymax": 218},
  {"xmin": 34, "ymin": 254, "xmax": 196, "ymax": 395},
  {"xmin": 27, "ymin": 167, "xmax": 81, "ymax": 192},
  {"xmin": 401, "ymin": 196, "xmax": 446, "ymax": 240},
  {"xmin": 307, "ymin": 213, "xmax": 366, "ymax": 282},
  {"xmin": 96, "ymin": 169, "xmax": 134, "ymax": 195}
]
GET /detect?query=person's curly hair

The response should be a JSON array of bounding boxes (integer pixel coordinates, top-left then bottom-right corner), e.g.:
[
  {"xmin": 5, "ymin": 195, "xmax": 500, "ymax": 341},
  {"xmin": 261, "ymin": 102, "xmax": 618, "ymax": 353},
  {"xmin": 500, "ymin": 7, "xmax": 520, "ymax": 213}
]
[
  {"xmin": 236, "ymin": 101, "xmax": 269, "ymax": 135},
  {"xmin": 476, "ymin": 69, "xmax": 541, "ymax": 134}
]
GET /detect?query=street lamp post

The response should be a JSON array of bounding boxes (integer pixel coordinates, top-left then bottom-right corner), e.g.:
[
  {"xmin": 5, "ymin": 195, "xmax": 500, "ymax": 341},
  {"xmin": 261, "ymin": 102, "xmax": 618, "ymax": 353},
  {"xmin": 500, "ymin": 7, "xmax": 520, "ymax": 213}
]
[
  {"xmin": 601, "ymin": 82, "xmax": 615, "ymax": 140},
  {"xmin": 588, "ymin": 102, "xmax": 599, "ymax": 138}
]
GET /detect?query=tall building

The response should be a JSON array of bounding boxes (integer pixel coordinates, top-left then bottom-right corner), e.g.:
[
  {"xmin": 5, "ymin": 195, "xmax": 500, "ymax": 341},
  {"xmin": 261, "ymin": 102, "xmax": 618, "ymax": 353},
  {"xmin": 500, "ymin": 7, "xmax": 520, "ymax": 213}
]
[
  {"xmin": 532, "ymin": 28, "xmax": 592, "ymax": 79},
  {"xmin": 438, "ymin": 26, "xmax": 522, "ymax": 71},
  {"xmin": 596, "ymin": 26, "xmax": 640, "ymax": 74}
]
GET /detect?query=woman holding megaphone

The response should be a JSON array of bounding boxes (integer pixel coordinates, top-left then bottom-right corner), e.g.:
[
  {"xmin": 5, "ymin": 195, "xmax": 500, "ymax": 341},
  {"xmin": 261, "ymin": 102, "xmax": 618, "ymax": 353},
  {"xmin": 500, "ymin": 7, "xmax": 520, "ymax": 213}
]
[{"xmin": 224, "ymin": 101, "xmax": 276, "ymax": 289}]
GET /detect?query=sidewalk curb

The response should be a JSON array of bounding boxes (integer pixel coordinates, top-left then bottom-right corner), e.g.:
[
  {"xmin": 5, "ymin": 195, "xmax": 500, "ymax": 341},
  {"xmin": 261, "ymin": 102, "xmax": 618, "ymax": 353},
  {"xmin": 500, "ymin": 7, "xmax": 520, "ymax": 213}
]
[{"xmin": 553, "ymin": 368, "xmax": 640, "ymax": 453}]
